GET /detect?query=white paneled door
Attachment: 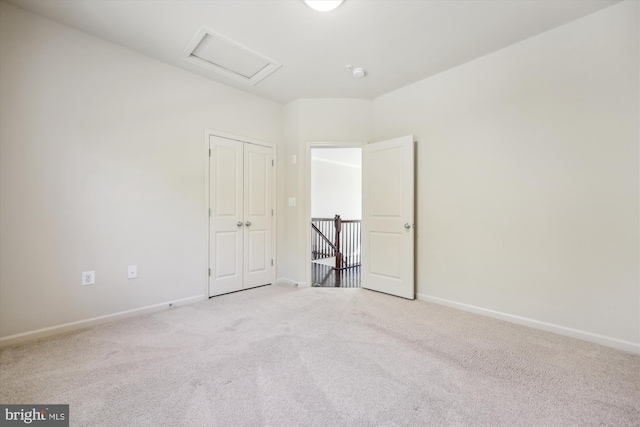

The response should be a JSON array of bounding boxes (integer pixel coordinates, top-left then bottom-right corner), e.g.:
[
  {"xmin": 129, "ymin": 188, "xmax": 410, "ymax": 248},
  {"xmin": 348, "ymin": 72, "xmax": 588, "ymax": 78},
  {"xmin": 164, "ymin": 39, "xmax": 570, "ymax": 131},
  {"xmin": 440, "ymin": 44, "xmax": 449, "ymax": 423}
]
[
  {"xmin": 362, "ymin": 135, "xmax": 415, "ymax": 299},
  {"xmin": 209, "ymin": 136, "xmax": 273, "ymax": 297},
  {"xmin": 243, "ymin": 143, "xmax": 273, "ymax": 289}
]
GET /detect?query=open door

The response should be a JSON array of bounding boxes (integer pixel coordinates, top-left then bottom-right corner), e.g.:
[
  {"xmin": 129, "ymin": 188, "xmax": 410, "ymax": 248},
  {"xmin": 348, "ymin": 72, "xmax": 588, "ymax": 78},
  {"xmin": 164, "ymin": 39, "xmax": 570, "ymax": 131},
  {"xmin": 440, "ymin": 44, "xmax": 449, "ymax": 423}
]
[{"xmin": 361, "ymin": 135, "xmax": 414, "ymax": 299}]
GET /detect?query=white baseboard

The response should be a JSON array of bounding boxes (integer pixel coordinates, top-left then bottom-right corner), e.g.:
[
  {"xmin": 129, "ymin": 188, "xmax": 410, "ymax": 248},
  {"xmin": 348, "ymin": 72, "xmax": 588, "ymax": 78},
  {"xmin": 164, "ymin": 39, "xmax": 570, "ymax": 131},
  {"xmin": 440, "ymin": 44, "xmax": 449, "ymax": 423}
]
[
  {"xmin": 417, "ymin": 293, "xmax": 640, "ymax": 355},
  {"xmin": 276, "ymin": 277, "xmax": 309, "ymax": 287},
  {"xmin": 0, "ymin": 295, "xmax": 207, "ymax": 348}
]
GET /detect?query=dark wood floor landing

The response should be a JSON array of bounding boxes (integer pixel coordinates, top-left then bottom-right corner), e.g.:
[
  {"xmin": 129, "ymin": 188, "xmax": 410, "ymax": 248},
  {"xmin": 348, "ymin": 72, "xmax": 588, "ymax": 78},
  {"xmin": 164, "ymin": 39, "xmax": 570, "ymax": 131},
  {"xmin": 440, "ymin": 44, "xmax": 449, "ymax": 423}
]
[{"xmin": 311, "ymin": 263, "xmax": 361, "ymax": 288}]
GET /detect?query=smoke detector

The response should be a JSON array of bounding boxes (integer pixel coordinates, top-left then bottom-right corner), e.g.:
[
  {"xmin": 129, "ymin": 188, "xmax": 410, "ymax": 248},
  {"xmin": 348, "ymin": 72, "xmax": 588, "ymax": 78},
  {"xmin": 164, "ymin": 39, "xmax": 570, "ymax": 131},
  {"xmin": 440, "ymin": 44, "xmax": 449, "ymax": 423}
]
[
  {"xmin": 346, "ymin": 65, "xmax": 366, "ymax": 79},
  {"xmin": 352, "ymin": 68, "xmax": 366, "ymax": 79}
]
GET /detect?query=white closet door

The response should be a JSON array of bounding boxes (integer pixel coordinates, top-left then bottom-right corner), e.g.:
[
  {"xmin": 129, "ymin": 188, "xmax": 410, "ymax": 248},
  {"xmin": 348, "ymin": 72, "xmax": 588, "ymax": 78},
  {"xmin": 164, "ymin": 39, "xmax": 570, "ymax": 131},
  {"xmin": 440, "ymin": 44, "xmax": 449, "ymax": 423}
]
[
  {"xmin": 243, "ymin": 143, "xmax": 273, "ymax": 289},
  {"xmin": 210, "ymin": 136, "xmax": 244, "ymax": 296}
]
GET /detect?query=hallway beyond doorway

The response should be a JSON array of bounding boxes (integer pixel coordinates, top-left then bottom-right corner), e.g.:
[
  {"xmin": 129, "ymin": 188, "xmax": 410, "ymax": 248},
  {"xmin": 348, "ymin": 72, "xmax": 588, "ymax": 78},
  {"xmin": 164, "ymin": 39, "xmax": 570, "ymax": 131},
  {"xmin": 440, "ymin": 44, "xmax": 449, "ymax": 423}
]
[{"xmin": 311, "ymin": 261, "xmax": 361, "ymax": 288}]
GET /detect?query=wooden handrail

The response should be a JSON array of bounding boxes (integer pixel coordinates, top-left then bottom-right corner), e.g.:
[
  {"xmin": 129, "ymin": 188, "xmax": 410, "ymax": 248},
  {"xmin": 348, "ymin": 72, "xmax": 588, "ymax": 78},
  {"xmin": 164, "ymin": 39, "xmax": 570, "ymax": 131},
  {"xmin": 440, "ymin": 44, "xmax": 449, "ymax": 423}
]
[
  {"xmin": 312, "ymin": 218, "xmax": 360, "ymax": 223},
  {"xmin": 311, "ymin": 224, "xmax": 337, "ymax": 252}
]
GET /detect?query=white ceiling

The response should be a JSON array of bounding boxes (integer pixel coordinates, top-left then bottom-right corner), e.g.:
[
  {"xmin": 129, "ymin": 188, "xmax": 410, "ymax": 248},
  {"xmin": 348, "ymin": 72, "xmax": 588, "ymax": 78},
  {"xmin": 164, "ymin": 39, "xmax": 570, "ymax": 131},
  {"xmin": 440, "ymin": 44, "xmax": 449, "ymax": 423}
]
[
  {"xmin": 7, "ymin": 0, "xmax": 620, "ymax": 104},
  {"xmin": 312, "ymin": 148, "xmax": 362, "ymax": 168}
]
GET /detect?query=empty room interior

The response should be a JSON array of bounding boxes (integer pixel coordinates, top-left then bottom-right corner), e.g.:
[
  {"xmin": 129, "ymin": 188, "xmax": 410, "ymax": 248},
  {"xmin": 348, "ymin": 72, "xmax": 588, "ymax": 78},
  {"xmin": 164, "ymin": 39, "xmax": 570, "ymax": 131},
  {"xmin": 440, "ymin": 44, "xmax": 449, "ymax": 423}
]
[{"xmin": 1, "ymin": 0, "xmax": 639, "ymax": 425}]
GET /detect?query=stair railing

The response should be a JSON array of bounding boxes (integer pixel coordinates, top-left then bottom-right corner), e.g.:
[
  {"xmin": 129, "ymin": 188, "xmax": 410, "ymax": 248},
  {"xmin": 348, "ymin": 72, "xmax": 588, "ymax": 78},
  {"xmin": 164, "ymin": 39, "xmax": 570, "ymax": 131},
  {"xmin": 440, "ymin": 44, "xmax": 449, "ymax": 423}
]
[{"xmin": 311, "ymin": 215, "xmax": 361, "ymax": 270}]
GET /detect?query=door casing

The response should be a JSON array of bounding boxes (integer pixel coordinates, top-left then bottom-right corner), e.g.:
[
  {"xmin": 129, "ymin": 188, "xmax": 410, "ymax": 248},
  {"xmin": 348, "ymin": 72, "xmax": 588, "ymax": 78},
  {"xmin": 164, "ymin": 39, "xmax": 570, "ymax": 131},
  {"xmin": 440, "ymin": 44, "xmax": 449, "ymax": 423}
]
[
  {"xmin": 303, "ymin": 141, "xmax": 365, "ymax": 287},
  {"xmin": 303, "ymin": 138, "xmax": 415, "ymax": 296}
]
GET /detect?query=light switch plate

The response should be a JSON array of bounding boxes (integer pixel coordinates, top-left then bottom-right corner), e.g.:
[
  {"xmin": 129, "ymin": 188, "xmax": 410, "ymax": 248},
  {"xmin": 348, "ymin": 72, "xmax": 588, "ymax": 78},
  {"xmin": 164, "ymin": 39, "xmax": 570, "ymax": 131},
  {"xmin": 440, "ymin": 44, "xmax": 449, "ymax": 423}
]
[
  {"xmin": 288, "ymin": 197, "xmax": 296, "ymax": 207},
  {"xmin": 128, "ymin": 265, "xmax": 138, "ymax": 279}
]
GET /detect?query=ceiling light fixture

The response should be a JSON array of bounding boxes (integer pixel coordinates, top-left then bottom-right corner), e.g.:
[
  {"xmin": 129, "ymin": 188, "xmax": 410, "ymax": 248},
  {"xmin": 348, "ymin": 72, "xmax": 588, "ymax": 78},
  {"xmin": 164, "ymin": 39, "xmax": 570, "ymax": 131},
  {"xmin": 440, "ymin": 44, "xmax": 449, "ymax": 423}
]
[{"xmin": 303, "ymin": 0, "xmax": 345, "ymax": 12}]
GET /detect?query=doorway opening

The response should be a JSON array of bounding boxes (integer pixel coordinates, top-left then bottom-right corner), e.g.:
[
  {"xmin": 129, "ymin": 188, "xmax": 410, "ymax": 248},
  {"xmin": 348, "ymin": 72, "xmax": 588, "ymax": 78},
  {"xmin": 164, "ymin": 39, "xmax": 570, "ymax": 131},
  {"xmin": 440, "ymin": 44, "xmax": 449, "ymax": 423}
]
[{"xmin": 310, "ymin": 147, "xmax": 362, "ymax": 288}]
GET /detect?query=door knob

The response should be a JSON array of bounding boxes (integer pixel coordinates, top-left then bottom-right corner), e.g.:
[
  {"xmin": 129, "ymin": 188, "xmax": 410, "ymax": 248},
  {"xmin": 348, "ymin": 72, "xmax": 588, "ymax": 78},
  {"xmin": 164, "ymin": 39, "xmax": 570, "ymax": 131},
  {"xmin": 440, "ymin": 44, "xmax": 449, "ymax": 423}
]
[
  {"xmin": 404, "ymin": 223, "xmax": 412, "ymax": 229},
  {"xmin": 245, "ymin": 221, "xmax": 252, "ymax": 227},
  {"xmin": 237, "ymin": 221, "xmax": 243, "ymax": 227}
]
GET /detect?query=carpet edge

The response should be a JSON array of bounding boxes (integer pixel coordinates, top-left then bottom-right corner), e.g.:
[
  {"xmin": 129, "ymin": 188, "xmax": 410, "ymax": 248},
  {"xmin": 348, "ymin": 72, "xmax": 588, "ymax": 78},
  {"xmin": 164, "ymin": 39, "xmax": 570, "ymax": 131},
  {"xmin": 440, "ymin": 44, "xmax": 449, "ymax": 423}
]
[
  {"xmin": 0, "ymin": 294, "xmax": 207, "ymax": 348},
  {"xmin": 417, "ymin": 293, "xmax": 640, "ymax": 355}
]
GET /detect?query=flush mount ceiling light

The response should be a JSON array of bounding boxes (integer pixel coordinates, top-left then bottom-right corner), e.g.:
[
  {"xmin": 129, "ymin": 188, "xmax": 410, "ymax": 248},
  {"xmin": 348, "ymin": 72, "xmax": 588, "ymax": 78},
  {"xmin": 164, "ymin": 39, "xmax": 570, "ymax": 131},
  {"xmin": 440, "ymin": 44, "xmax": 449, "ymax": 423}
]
[{"xmin": 303, "ymin": 0, "xmax": 345, "ymax": 12}]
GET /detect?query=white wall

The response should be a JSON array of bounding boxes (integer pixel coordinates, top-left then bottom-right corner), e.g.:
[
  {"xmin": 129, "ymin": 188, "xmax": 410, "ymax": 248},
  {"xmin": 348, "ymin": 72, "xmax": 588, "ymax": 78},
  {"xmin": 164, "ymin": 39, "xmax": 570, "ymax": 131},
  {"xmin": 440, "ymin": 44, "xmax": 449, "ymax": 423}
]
[
  {"xmin": 0, "ymin": 3, "xmax": 283, "ymax": 340},
  {"xmin": 373, "ymin": 1, "xmax": 639, "ymax": 350},
  {"xmin": 280, "ymin": 99, "xmax": 372, "ymax": 283},
  {"xmin": 311, "ymin": 148, "xmax": 361, "ymax": 220}
]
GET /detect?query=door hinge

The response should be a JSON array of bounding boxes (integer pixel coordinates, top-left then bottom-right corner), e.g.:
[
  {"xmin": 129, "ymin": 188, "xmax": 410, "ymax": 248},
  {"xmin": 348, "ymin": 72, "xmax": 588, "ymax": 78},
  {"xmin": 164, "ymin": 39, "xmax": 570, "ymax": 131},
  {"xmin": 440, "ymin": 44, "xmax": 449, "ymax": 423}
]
[
  {"xmin": 271, "ymin": 259, "xmax": 274, "ymax": 266},
  {"xmin": 209, "ymin": 208, "xmax": 211, "ymax": 217},
  {"xmin": 272, "ymin": 159, "xmax": 274, "ymax": 167},
  {"xmin": 271, "ymin": 209, "xmax": 273, "ymax": 217},
  {"xmin": 208, "ymin": 268, "xmax": 211, "ymax": 276},
  {"xmin": 209, "ymin": 149, "xmax": 211, "ymax": 157}
]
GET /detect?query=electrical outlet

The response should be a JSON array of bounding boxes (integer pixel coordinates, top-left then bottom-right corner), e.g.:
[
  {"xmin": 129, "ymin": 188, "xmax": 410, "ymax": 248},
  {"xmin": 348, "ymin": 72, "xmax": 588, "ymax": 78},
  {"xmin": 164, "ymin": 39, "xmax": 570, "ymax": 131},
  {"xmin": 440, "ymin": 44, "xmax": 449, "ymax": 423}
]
[
  {"xmin": 128, "ymin": 265, "xmax": 137, "ymax": 279},
  {"xmin": 82, "ymin": 271, "xmax": 95, "ymax": 286},
  {"xmin": 288, "ymin": 197, "xmax": 296, "ymax": 207}
]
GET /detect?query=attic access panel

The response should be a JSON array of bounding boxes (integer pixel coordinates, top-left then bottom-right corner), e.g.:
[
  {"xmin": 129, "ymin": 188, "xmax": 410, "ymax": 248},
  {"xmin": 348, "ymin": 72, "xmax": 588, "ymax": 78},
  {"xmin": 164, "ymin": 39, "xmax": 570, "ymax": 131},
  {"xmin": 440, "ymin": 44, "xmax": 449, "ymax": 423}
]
[{"xmin": 184, "ymin": 27, "xmax": 281, "ymax": 86}]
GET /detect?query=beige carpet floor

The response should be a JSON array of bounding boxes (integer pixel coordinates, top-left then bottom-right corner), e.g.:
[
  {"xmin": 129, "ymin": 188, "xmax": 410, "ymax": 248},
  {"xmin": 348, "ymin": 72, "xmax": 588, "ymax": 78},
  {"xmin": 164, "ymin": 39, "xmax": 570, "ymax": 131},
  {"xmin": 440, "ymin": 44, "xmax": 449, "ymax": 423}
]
[{"xmin": 1, "ymin": 284, "xmax": 639, "ymax": 426}]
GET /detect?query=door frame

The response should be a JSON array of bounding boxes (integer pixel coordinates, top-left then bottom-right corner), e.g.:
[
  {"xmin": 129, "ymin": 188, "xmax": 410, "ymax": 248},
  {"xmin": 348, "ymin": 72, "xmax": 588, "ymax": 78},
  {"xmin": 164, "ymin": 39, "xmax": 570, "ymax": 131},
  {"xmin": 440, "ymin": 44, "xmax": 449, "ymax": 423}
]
[
  {"xmin": 204, "ymin": 129, "xmax": 277, "ymax": 297},
  {"xmin": 302, "ymin": 141, "xmax": 366, "ymax": 287}
]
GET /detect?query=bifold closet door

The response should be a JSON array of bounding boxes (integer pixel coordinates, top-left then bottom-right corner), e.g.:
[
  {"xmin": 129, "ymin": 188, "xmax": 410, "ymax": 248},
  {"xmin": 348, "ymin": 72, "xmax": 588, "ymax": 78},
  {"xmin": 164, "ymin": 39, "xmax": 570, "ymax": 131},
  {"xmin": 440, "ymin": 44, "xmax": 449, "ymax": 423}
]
[{"xmin": 209, "ymin": 136, "xmax": 273, "ymax": 297}]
